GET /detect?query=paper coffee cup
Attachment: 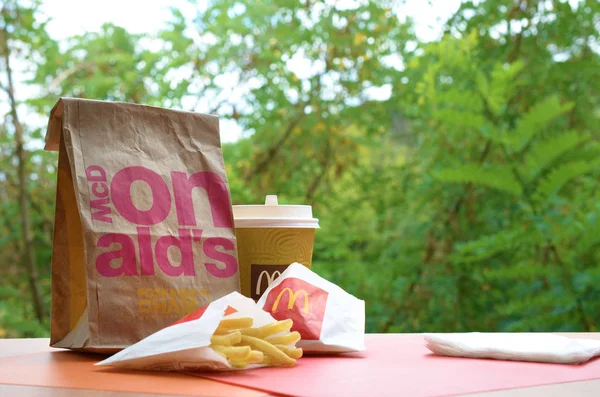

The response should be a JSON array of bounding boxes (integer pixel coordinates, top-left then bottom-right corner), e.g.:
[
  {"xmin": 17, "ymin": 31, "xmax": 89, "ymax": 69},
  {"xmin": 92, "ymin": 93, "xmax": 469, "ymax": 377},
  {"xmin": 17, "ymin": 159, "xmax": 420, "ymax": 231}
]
[{"xmin": 233, "ymin": 195, "xmax": 319, "ymax": 300}]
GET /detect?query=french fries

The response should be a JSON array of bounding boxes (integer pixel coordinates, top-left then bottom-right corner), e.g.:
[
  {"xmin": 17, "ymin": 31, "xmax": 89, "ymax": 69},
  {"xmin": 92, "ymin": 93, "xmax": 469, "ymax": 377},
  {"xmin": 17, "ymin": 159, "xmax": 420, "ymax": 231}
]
[
  {"xmin": 209, "ymin": 317, "xmax": 302, "ymax": 368},
  {"xmin": 265, "ymin": 331, "xmax": 301, "ymax": 346},
  {"xmin": 211, "ymin": 345, "xmax": 251, "ymax": 359},
  {"xmin": 210, "ymin": 331, "xmax": 242, "ymax": 346},
  {"xmin": 240, "ymin": 335, "xmax": 296, "ymax": 366},
  {"xmin": 239, "ymin": 319, "xmax": 293, "ymax": 338},
  {"xmin": 213, "ymin": 317, "xmax": 254, "ymax": 335},
  {"xmin": 275, "ymin": 345, "xmax": 303, "ymax": 359}
]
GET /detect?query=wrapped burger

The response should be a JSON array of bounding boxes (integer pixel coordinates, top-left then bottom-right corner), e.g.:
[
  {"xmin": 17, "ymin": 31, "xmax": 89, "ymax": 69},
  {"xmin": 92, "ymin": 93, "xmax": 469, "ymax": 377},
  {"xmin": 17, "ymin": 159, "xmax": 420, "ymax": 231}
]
[{"xmin": 257, "ymin": 263, "xmax": 365, "ymax": 353}]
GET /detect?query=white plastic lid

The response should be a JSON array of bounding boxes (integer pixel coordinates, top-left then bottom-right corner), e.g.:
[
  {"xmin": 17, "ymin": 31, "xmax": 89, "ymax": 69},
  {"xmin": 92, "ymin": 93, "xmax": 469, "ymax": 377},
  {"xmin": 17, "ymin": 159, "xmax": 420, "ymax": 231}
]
[{"xmin": 232, "ymin": 195, "xmax": 320, "ymax": 228}]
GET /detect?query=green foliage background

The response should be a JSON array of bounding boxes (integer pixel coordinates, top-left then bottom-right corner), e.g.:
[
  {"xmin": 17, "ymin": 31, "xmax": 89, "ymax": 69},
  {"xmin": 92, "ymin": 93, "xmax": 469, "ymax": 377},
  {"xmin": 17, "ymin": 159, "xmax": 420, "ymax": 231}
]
[{"xmin": 1, "ymin": 0, "xmax": 599, "ymax": 337}]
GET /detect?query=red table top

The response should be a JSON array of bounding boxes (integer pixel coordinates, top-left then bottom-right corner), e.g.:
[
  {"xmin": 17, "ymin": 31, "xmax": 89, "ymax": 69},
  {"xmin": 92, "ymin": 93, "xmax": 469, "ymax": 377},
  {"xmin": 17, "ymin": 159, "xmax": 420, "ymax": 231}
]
[{"xmin": 1, "ymin": 333, "xmax": 599, "ymax": 397}]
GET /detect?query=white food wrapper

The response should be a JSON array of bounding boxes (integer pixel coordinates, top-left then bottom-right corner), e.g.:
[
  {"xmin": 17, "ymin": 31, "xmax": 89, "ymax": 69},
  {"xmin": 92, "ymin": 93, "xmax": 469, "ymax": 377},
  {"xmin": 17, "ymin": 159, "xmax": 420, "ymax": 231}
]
[
  {"xmin": 257, "ymin": 263, "xmax": 365, "ymax": 353},
  {"xmin": 96, "ymin": 292, "xmax": 282, "ymax": 371}
]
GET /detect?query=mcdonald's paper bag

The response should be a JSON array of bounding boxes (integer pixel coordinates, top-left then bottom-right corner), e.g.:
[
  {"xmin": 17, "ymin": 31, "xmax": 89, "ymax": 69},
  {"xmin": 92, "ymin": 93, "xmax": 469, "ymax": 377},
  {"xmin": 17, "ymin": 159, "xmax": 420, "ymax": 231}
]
[
  {"xmin": 257, "ymin": 263, "xmax": 365, "ymax": 353},
  {"xmin": 96, "ymin": 292, "xmax": 301, "ymax": 371},
  {"xmin": 44, "ymin": 98, "xmax": 239, "ymax": 352}
]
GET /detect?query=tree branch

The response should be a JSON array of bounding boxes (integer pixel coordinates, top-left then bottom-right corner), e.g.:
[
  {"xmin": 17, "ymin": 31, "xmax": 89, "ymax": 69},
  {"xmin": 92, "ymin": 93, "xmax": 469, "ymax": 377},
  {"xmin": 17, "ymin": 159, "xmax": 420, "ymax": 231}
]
[
  {"xmin": 305, "ymin": 138, "xmax": 332, "ymax": 204},
  {"xmin": 49, "ymin": 61, "xmax": 94, "ymax": 91},
  {"xmin": 244, "ymin": 110, "xmax": 305, "ymax": 180},
  {"xmin": 243, "ymin": 36, "xmax": 335, "ymax": 181},
  {"xmin": 550, "ymin": 244, "xmax": 592, "ymax": 331}
]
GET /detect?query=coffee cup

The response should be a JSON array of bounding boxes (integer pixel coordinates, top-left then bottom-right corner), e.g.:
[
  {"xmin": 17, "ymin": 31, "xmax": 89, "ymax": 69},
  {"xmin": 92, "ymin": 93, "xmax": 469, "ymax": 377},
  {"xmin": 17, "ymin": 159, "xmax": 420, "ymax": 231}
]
[{"xmin": 232, "ymin": 195, "xmax": 319, "ymax": 300}]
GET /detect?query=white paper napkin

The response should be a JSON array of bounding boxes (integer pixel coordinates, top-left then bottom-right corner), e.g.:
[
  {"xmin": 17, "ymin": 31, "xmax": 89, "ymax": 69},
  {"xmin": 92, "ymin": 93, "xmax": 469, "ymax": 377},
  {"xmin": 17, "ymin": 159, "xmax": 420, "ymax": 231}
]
[{"xmin": 424, "ymin": 333, "xmax": 600, "ymax": 364}]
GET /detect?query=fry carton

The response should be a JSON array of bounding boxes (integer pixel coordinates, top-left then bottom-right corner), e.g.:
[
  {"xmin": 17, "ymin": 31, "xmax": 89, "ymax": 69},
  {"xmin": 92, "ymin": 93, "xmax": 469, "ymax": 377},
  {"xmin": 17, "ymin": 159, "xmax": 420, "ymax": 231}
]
[
  {"xmin": 96, "ymin": 292, "xmax": 302, "ymax": 371},
  {"xmin": 257, "ymin": 263, "xmax": 365, "ymax": 353}
]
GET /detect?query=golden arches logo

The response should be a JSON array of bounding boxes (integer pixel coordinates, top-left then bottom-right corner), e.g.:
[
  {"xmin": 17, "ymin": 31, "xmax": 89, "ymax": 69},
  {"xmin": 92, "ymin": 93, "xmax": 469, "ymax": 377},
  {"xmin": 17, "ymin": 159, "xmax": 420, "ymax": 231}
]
[
  {"xmin": 272, "ymin": 288, "xmax": 309, "ymax": 314},
  {"xmin": 256, "ymin": 270, "xmax": 282, "ymax": 295}
]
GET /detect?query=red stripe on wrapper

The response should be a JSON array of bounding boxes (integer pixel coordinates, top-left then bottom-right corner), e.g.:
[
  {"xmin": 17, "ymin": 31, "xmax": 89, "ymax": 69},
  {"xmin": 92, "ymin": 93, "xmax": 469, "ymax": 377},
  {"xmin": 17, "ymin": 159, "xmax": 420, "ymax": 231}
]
[
  {"xmin": 171, "ymin": 304, "xmax": 238, "ymax": 326},
  {"xmin": 224, "ymin": 306, "xmax": 238, "ymax": 316},
  {"xmin": 171, "ymin": 305, "xmax": 209, "ymax": 326}
]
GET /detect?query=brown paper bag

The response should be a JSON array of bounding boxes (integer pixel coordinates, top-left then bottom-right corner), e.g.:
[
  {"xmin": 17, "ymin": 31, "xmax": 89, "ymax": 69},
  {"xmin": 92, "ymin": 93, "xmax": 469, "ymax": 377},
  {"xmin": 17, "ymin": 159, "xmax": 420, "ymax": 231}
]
[{"xmin": 44, "ymin": 98, "xmax": 240, "ymax": 352}]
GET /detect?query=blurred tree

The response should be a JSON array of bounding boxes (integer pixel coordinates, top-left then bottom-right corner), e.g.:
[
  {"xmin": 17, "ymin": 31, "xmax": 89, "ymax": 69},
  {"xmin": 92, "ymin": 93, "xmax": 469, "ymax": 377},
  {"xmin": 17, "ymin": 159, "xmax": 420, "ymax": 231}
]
[
  {"xmin": 1, "ymin": 0, "xmax": 50, "ymax": 325},
  {"xmin": 367, "ymin": 0, "xmax": 600, "ymax": 332},
  {"xmin": 155, "ymin": 0, "xmax": 413, "ymax": 206},
  {"xmin": 1, "ymin": 8, "xmax": 169, "ymax": 337},
  {"xmin": 0, "ymin": 0, "xmax": 599, "ymax": 337},
  {"xmin": 30, "ymin": 23, "xmax": 166, "ymax": 113}
]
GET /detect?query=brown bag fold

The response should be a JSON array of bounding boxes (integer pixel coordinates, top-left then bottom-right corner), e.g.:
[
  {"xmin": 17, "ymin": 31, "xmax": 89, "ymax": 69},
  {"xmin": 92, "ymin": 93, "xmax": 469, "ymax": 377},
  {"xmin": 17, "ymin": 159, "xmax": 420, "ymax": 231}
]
[{"xmin": 45, "ymin": 98, "xmax": 240, "ymax": 352}]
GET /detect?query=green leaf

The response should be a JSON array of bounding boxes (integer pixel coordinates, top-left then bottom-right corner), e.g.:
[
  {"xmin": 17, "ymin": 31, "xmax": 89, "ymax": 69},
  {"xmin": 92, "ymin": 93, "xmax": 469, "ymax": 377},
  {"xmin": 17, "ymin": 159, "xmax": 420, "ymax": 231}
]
[
  {"xmin": 435, "ymin": 163, "xmax": 523, "ymax": 196},
  {"xmin": 533, "ymin": 160, "xmax": 600, "ymax": 201},
  {"xmin": 431, "ymin": 108, "xmax": 488, "ymax": 131},
  {"xmin": 476, "ymin": 62, "xmax": 525, "ymax": 118},
  {"xmin": 454, "ymin": 228, "xmax": 531, "ymax": 263},
  {"xmin": 485, "ymin": 262, "xmax": 560, "ymax": 282},
  {"xmin": 576, "ymin": 220, "xmax": 600, "ymax": 254},
  {"xmin": 522, "ymin": 131, "xmax": 590, "ymax": 181},
  {"xmin": 504, "ymin": 96, "xmax": 574, "ymax": 151}
]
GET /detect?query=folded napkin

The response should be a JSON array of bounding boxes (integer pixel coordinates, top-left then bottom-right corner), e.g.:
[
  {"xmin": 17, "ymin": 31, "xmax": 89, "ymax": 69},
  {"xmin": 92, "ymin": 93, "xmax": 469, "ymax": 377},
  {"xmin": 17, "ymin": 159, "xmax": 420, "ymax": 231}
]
[{"xmin": 425, "ymin": 333, "xmax": 600, "ymax": 364}]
